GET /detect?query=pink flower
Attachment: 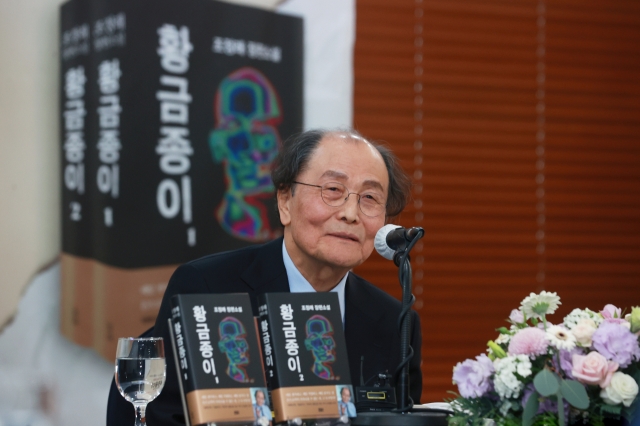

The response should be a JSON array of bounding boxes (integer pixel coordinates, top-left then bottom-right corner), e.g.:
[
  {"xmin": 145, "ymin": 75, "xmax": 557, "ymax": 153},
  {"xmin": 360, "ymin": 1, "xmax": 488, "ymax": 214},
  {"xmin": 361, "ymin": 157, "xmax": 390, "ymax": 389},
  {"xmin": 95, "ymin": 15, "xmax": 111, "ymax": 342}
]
[
  {"xmin": 601, "ymin": 304, "xmax": 621, "ymax": 319},
  {"xmin": 601, "ymin": 304, "xmax": 626, "ymax": 325},
  {"xmin": 508, "ymin": 327, "xmax": 548, "ymax": 357},
  {"xmin": 572, "ymin": 351, "xmax": 618, "ymax": 388}
]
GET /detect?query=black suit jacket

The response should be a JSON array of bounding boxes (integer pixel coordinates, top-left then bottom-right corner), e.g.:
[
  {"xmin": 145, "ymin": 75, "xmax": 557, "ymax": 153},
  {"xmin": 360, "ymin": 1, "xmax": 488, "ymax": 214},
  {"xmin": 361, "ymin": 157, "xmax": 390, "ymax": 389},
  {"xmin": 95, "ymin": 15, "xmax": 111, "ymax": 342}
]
[{"xmin": 107, "ymin": 237, "xmax": 422, "ymax": 425}]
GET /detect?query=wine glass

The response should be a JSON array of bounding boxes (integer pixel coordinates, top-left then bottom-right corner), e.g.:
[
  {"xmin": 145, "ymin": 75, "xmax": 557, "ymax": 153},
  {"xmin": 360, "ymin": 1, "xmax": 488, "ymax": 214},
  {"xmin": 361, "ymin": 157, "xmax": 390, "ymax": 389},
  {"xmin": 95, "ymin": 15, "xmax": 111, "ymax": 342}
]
[{"xmin": 115, "ymin": 337, "xmax": 166, "ymax": 426}]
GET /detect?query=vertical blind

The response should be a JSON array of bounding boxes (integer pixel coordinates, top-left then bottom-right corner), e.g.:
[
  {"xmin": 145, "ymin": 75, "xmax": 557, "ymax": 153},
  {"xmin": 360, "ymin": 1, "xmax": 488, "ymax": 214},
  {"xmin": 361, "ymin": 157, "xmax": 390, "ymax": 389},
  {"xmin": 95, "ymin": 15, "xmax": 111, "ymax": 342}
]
[{"xmin": 352, "ymin": 0, "xmax": 640, "ymax": 403}]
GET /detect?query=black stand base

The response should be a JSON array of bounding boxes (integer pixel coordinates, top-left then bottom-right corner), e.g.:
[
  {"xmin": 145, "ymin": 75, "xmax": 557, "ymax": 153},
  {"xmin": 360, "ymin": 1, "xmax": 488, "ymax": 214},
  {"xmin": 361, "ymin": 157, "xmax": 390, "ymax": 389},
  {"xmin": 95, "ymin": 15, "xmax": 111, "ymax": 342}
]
[{"xmin": 351, "ymin": 410, "xmax": 449, "ymax": 426}]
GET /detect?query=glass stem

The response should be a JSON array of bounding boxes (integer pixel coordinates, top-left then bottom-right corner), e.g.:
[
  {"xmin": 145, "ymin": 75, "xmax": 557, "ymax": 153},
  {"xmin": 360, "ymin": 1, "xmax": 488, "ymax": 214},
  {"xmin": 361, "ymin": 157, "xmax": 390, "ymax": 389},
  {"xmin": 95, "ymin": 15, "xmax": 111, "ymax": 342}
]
[{"xmin": 134, "ymin": 403, "xmax": 147, "ymax": 426}]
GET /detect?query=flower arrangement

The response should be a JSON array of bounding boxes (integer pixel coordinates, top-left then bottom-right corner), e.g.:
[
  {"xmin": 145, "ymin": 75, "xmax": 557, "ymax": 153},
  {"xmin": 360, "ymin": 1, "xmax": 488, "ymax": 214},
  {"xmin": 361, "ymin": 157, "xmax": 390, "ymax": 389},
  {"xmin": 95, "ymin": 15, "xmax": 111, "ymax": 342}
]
[{"xmin": 448, "ymin": 292, "xmax": 640, "ymax": 426}]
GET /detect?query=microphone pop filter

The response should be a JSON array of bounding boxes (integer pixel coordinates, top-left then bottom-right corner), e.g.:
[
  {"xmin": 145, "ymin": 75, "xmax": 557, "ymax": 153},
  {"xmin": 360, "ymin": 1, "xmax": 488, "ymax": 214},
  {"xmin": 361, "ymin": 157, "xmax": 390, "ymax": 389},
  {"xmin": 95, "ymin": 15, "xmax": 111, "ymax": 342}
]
[{"xmin": 374, "ymin": 224, "xmax": 401, "ymax": 260}]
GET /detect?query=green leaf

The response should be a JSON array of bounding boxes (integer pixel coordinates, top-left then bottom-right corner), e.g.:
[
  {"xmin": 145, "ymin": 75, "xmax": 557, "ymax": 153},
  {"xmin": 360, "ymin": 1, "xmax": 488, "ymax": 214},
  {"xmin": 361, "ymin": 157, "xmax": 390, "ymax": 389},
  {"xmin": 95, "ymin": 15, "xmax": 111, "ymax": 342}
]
[
  {"xmin": 628, "ymin": 364, "xmax": 640, "ymax": 386},
  {"xmin": 557, "ymin": 391, "xmax": 565, "ymax": 426},
  {"xmin": 534, "ymin": 369, "xmax": 560, "ymax": 397},
  {"xmin": 622, "ymin": 405, "xmax": 637, "ymax": 422},
  {"xmin": 560, "ymin": 379, "xmax": 589, "ymax": 410},
  {"xmin": 589, "ymin": 413, "xmax": 605, "ymax": 426},
  {"xmin": 600, "ymin": 403, "xmax": 622, "ymax": 416},
  {"xmin": 532, "ymin": 412, "xmax": 560, "ymax": 426},
  {"xmin": 496, "ymin": 327, "xmax": 510, "ymax": 334},
  {"xmin": 523, "ymin": 389, "xmax": 539, "ymax": 426},
  {"xmin": 487, "ymin": 340, "xmax": 506, "ymax": 358}
]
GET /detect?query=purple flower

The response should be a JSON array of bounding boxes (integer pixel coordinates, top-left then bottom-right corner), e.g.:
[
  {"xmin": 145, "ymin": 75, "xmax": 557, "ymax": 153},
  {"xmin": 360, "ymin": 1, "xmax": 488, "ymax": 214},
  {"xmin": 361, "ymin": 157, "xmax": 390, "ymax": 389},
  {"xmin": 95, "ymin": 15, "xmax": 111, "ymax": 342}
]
[
  {"xmin": 522, "ymin": 384, "xmax": 569, "ymax": 421},
  {"xmin": 453, "ymin": 354, "xmax": 494, "ymax": 398},
  {"xmin": 592, "ymin": 322, "xmax": 640, "ymax": 368},
  {"xmin": 536, "ymin": 321, "xmax": 554, "ymax": 330},
  {"xmin": 510, "ymin": 309, "xmax": 524, "ymax": 323},
  {"xmin": 553, "ymin": 347, "xmax": 584, "ymax": 380}
]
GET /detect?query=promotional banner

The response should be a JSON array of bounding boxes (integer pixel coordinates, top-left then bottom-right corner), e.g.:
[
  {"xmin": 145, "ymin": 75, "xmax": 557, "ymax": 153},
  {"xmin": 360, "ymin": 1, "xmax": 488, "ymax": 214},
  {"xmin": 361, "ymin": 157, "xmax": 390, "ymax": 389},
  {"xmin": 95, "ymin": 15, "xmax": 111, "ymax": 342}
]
[{"xmin": 60, "ymin": 0, "xmax": 303, "ymax": 359}]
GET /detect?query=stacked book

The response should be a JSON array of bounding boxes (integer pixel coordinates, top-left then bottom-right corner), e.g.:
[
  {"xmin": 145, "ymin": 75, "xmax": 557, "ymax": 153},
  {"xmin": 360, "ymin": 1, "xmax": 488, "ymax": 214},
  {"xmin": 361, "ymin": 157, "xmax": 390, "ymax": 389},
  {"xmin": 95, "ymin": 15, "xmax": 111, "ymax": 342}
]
[
  {"xmin": 59, "ymin": 0, "xmax": 302, "ymax": 359},
  {"xmin": 170, "ymin": 292, "xmax": 355, "ymax": 425}
]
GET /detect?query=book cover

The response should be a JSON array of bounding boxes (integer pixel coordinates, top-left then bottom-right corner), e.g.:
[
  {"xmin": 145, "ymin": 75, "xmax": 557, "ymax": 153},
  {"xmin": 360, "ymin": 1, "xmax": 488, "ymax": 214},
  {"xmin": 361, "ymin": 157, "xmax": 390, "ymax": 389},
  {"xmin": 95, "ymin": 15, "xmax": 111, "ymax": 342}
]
[
  {"xmin": 170, "ymin": 293, "xmax": 270, "ymax": 426},
  {"xmin": 257, "ymin": 292, "xmax": 355, "ymax": 423},
  {"xmin": 58, "ymin": 0, "xmax": 303, "ymax": 358},
  {"xmin": 81, "ymin": 0, "xmax": 302, "ymax": 268}
]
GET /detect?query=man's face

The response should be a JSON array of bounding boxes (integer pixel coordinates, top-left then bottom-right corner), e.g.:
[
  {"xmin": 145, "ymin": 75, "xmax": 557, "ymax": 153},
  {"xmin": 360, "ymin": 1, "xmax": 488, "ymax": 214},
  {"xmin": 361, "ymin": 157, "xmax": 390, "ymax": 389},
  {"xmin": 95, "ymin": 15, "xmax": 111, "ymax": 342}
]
[
  {"xmin": 256, "ymin": 391, "xmax": 265, "ymax": 406},
  {"xmin": 278, "ymin": 136, "xmax": 388, "ymax": 272},
  {"xmin": 341, "ymin": 388, "xmax": 351, "ymax": 403}
]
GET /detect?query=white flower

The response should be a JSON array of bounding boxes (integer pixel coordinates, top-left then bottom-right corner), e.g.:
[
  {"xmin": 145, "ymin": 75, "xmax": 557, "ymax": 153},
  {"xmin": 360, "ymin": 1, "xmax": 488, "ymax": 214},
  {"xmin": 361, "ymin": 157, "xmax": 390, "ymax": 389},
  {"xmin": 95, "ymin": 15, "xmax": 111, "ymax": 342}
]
[
  {"xmin": 495, "ymin": 333, "xmax": 511, "ymax": 345},
  {"xmin": 546, "ymin": 325, "xmax": 577, "ymax": 350},
  {"xmin": 571, "ymin": 319, "xmax": 597, "ymax": 347},
  {"xmin": 563, "ymin": 308, "xmax": 602, "ymax": 330},
  {"xmin": 600, "ymin": 372, "xmax": 639, "ymax": 407},
  {"xmin": 516, "ymin": 360, "xmax": 532, "ymax": 377},
  {"xmin": 493, "ymin": 355, "xmax": 532, "ymax": 399},
  {"xmin": 520, "ymin": 291, "xmax": 561, "ymax": 319},
  {"xmin": 499, "ymin": 400, "xmax": 514, "ymax": 416},
  {"xmin": 494, "ymin": 377, "xmax": 517, "ymax": 400}
]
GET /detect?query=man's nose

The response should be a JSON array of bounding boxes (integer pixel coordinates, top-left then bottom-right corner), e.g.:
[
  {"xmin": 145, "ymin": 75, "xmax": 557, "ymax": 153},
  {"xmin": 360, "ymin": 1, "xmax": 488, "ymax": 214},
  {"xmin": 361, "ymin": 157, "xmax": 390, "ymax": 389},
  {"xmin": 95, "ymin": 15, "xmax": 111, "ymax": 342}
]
[{"xmin": 340, "ymin": 193, "xmax": 361, "ymax": 222}]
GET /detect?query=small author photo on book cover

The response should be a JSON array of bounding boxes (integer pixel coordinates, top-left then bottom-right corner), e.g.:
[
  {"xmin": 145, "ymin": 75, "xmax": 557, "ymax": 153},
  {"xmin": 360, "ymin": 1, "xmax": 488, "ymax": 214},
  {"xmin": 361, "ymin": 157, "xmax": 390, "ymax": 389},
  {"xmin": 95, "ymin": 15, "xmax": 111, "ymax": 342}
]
[
  {"xmin": 251, "ymin": 387, "xmax": 273, "ymax": 426},
  {"xmin": 336, "ymin": 385, "xmax": 356, "ymax": 418}
]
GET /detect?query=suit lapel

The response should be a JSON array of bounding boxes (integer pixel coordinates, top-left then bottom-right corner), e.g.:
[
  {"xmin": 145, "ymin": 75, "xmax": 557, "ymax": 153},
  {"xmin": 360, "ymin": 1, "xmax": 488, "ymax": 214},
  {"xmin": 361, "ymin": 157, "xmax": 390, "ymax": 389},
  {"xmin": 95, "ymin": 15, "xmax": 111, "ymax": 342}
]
[
  {"xmin": 240, "ymin": 237, "xmax": 290, "ymax": 313},
  {"xmin": 344, "ymin": 273, "xmax": 384, "ymax": 336},
  {"xmin": 344, "ymin": 274, "xmax": 388, "ymax": 384}
]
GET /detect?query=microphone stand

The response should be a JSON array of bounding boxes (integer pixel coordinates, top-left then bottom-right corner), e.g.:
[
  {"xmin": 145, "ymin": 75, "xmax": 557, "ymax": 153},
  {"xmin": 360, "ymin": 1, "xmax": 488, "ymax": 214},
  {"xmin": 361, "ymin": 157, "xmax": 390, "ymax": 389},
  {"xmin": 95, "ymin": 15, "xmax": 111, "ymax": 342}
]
[
  {"xmin": 394, "ymin": 237, "xmax": 416, "ymax": 414},
  {"xmin": 353, "ymin": 228, "xmax": 450, "ymax": 426}
]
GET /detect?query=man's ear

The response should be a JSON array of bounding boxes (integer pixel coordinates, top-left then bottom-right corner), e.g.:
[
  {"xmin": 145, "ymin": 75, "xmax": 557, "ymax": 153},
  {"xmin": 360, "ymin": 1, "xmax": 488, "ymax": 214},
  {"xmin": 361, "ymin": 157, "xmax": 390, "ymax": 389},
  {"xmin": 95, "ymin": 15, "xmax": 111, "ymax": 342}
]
[{"xmin": 277, "ymin": 188, "xmax": 292, "ymax": 226}]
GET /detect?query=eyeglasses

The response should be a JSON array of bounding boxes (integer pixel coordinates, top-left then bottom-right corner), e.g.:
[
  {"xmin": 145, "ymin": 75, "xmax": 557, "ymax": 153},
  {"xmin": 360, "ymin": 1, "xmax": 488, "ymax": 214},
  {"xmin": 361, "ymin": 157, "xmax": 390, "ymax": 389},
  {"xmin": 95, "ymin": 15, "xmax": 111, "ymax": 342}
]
[{"xmin": 292, "ymin": 181, "xmax": 386, "ymax": 217}]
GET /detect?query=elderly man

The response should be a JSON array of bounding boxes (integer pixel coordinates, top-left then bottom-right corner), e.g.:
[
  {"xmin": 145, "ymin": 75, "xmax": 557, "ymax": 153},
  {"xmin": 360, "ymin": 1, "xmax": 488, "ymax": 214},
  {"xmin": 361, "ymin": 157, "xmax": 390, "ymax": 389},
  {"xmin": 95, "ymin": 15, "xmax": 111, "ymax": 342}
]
[
  {"xmin": 253, "ymin": 389, "xmax": 273, "ymax": 426},
  {"xmin": 107, "ymin": 129, "xmax": 422, "ymax": 425},
  {"xmin": 338, "ymin": 386, "xmax": 357, "ymax": 418}
]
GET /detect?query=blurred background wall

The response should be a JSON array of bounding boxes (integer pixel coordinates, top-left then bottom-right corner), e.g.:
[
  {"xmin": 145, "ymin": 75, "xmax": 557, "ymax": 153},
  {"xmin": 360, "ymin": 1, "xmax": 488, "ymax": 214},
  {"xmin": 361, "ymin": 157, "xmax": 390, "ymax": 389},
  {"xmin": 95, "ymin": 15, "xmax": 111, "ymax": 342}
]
[{"xmin": 0, "ymin": 0, "xmax": 62, "ymax": 334}]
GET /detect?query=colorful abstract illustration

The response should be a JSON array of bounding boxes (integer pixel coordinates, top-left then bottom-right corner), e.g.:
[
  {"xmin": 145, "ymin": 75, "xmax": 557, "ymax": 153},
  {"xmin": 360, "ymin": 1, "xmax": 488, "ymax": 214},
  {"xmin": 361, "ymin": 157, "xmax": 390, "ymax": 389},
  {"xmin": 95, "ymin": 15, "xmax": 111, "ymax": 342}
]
[
  {"xmin": 218, "ymin": 316, "xmax": 250, "ymax": 383},
  {"xmin": 209, "ymin": 67, "xmax": 283, "ymax": 242},
  {"xmin": 304, "ymin": 314, "xmax": 337, "ymax": 380}
]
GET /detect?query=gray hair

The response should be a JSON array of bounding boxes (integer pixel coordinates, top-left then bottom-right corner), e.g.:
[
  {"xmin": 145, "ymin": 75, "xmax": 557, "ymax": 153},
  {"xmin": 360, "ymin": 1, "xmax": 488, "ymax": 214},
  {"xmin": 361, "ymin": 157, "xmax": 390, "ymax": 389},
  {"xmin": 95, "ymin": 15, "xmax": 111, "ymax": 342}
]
[{"xmin": 271, "ymin": 129, "xmax": 411, "ymax": 218}]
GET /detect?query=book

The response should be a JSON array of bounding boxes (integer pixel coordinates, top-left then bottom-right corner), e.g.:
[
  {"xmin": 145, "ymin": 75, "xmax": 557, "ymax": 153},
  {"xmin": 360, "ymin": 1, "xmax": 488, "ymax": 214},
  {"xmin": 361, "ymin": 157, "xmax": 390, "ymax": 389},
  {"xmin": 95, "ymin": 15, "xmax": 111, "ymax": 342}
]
[
  {"xmin": 257, "ymin": 292, "xmax": 355, "ymax": 423},
  {"xmin": 60, "ymin": 0, "xmax": 95, "ymax": 346},
  {"xmin": 58, "ymin": 0, "xmax": 303, "ymax": 359},
  {"xmin": 170, "ymin": 293, "xmax": 270, "ymax": 426}
]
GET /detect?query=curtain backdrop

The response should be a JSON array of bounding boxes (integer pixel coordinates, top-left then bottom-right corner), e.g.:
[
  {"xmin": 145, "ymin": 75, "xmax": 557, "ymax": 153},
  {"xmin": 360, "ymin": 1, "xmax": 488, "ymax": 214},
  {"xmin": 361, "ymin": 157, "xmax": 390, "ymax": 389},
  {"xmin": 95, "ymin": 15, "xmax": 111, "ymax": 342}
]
[{"xmin": 352, "ymin": 0, "xmax": 640, "ymax": 403}]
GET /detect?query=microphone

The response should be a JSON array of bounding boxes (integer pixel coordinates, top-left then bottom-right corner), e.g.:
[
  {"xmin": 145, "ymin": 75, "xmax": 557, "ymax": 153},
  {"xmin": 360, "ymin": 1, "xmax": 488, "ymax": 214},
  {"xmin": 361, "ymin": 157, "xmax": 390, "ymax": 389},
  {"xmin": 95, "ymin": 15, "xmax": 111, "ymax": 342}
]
[{"xmin": 374, "ymin": 224, "xmax": 423, "ymax": 260}]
